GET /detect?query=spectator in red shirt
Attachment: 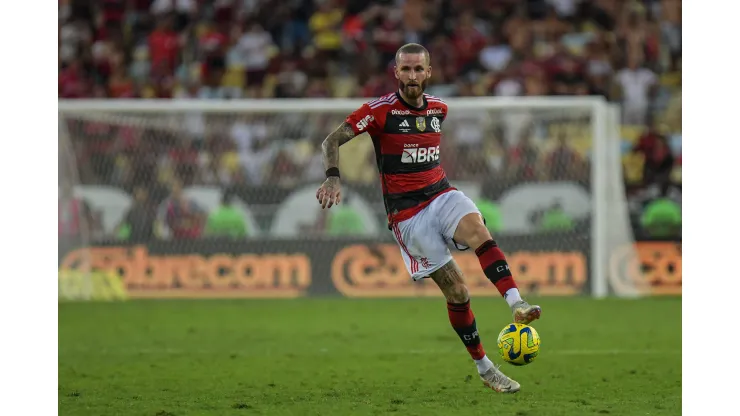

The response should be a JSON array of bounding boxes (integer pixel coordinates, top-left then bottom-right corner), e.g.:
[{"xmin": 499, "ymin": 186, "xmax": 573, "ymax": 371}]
[
  {"xmin": 59, "ymin": 60, "xmax": 89, "ymax": 98},
  {"xmin": 200, "ymin": 20, "xmax": 229, "ymax": 56},
  {"xmin": 163, "ymin": 180, "xmax": 205, "ymax": 240},
  {"xmin": 633, "ymin": 119, "xmax": 674, "ymax": 193},
  {"xmin": 198, "ymin": 20, "xmax": 229, "ymax": 86},
  {"xmin": 372, "ymin": 10, "xmax": 405, "ymax": 70},
  {"xmin": 108, "ymin": 64, "xmax": 136, "ymax": 98},
  {"xmin": 451, "ymin": 10, "xmax": 486, "ymax": 74},
  {"xmin": 343, "ymin": 12, "xmax": 368, "ymax": 54},
  {"xmin": 148, "ymin": 15, "xmax": 180, "ymax": 77},
  {"xmin": 633, "ymin": 119, "xmax": 662, "ymax": 157}
]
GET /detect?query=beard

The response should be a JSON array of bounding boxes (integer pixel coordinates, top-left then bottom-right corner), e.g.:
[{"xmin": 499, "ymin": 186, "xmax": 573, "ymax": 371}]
[{"xmin": 399, "ymin": 79, "xmax": 427, "ymax": 100}]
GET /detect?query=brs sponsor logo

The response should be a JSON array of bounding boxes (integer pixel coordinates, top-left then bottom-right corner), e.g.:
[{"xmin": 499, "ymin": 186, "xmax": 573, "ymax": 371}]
[
  {"xmin": 401, "ymin": 145, "xmax": 440, "ymax": 164},
  {"xmin": 427, "ymin": 108, "xmax": 443, "ymax": 115},
  {"xmin": 355, "ymin": 115, "xmax": 374, "ymax": 131},
  {"xmin": 392, "ymin": 109, "xmax": 411, "ymax": 115}
]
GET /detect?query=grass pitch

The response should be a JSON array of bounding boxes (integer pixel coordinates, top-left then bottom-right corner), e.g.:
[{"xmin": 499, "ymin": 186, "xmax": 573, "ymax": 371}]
[{"xmin": 59, "ymin": 297, "xmax": 681, "ymax": 415}]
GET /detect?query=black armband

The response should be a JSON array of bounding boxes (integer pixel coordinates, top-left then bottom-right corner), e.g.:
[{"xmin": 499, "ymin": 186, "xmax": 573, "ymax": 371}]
[{"xmin": 326, "ymin": 167, "xmax": 341, "ymax": 178}]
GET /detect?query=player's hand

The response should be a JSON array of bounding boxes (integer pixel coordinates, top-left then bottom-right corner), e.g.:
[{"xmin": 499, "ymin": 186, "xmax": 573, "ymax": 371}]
[{"xmin": 316, "ymin": 177, "xmax": 341, "ymax": 209}]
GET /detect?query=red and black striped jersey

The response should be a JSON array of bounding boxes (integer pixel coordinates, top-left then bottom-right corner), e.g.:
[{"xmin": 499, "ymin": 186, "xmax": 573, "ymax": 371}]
[{"xmin": 345, "ymin": 91, "xmax": 455, "ymax": 225}]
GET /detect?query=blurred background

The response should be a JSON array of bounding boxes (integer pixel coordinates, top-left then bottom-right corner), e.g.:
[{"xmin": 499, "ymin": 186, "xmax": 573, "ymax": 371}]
[{"xmin": 58, "ymin": 0, "xmax": 681, "ymax": 299}]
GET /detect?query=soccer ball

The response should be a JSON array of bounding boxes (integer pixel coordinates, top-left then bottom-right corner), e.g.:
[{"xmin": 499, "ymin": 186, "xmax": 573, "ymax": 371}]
[{"xmin": 496, "ymin": 323, "xmax": 541, "ymax": 366}]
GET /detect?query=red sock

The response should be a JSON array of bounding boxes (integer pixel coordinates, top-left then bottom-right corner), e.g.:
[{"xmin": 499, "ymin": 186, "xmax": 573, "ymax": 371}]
[
  {"xmin": 475, "ymin": 240, "xmax": 518, "ymax": 297},
  {"xmin": 447, "ymin": 300, "xmax": 486, "ymax": 360}
]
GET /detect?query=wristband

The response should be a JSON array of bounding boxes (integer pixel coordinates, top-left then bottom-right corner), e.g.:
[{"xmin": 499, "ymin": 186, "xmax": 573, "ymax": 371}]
[{"xmin": 326, "ymin": 167, "xmax": 341, "ymax": 178}]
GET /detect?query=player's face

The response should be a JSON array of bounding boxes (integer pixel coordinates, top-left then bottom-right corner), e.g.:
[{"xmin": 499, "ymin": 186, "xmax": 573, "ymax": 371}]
[{"xmin": 395, "ymin": 53, "xmax": 431, "ymax": 100}]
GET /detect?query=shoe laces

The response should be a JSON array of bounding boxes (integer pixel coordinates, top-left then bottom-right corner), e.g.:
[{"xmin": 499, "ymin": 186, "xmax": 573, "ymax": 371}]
[{"xmin": 488, "ymin": 365, "xmax": 511, "ymax": 387}]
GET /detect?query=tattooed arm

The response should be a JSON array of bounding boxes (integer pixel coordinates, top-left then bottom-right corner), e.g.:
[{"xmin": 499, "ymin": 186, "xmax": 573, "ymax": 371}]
[
  {"xmin": 321, "ymin": 122, "xmax": 357, "ymax": 170},
  {"xmin": 316, "ymin": 122, "xmax": 358, "ymax": 209}
]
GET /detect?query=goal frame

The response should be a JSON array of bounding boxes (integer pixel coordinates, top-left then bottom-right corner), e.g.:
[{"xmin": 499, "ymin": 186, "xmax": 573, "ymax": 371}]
[{"xmin": 59, "ymin": 96, "xmax": 616, "ymax": 298}]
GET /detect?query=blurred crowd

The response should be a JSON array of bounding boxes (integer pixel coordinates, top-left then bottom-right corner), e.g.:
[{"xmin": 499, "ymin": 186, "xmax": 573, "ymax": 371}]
[
  {"xmin": 59, "ymin": 0, "xmax": 680, "ymax": 123},
  {"xmin": 59, "ymin": 0, "xmax": 682, "ymax": 240}
]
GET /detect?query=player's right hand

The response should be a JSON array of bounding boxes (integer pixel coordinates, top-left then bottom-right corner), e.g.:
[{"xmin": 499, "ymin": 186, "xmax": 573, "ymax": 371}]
[{"xmin": 316, "ymin": 177, "xmax": 342, "ymax": 209}]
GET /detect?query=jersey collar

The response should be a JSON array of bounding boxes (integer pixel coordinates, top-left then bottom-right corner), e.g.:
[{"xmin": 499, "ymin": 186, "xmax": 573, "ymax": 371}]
[{"xmin": 395, "ymin": 90, "xmax": 428, "ymax": 111}]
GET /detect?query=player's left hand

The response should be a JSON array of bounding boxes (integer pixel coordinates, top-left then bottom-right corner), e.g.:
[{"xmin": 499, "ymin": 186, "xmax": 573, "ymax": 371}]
[{"xmin": 316, "ymin": 177, "xmax": 342, "ymax": 209}]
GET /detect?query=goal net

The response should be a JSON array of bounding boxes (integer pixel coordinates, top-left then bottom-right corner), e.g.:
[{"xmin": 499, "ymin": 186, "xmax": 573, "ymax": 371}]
[{"xmin": 58, "ymin": 97, "xmax": 643, "ymax": 300}]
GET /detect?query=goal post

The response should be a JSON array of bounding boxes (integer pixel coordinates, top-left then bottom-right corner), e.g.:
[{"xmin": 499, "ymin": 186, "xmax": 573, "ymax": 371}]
[{"xmin": 59, "ymin": 97, "xmax": 635, "ymax": 300}]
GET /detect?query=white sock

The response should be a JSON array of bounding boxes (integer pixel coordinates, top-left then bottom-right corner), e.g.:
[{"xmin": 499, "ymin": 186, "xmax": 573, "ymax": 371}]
[
  {"xmin": 504, "ymin": 288, "xmax": 522, "ymax": 308},
  {"xmin": 474, "ymin": 355, "xmax": 494, "ymax": 374}
]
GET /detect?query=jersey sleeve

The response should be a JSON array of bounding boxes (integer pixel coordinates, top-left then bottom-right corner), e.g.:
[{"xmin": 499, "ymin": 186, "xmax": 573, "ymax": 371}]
[{"xmin": 345, "ymin": 103, "xmax": 379, "ymax": 136}]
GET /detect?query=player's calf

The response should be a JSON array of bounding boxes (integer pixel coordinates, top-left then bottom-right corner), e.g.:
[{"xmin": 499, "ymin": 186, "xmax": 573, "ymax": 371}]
[
  {"xmin": 430, "ymin": 261, "xmax": 495, "ymax": 375},
  {"xmin": 440, "ymin": 276, "xmax": 468, "ymax": 304}
]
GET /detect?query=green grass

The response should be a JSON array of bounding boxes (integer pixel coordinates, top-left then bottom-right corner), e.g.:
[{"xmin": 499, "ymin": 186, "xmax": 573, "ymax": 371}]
[{"xmin": 59, "ymin": 297, "xmax": 681, "ymax": 416}]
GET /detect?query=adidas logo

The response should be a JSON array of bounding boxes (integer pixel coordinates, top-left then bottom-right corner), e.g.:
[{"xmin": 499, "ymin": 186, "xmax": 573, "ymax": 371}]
[{"xmin": 399, "ymin": 120, "xmax": 410, "ymax": 127}]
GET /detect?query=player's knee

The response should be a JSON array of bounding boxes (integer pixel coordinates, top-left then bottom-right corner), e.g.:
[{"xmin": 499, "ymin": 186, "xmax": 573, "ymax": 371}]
[
  {"xmin": 455, "ymin": 213, "xmax": 492, "ymax": 249},
  {"xmin": 445, "ymin": 282, "xmax": 470, "ymax": 304},
  {"xmin": 465, "ymin": 223, "xmax": 492, "ymax": 250},
  {"xmin": 473, "ymin": 223, "xmax": 492, "ymax": 242}
]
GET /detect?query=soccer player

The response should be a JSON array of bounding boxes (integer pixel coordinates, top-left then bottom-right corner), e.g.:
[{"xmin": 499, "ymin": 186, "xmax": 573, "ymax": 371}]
[{"xmin": 315, "ymin": 43, "xmax": 541, "ymax": 393}]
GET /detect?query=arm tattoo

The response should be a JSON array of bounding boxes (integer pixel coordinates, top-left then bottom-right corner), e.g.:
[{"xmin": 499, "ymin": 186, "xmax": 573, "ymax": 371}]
[
  {"xmin": 429, "ymin": 260, "xmax": 466, "ymax": 291},
  {"xmin": 321, "ymin": 122, "xmax": 357, "ymax": 170}
]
